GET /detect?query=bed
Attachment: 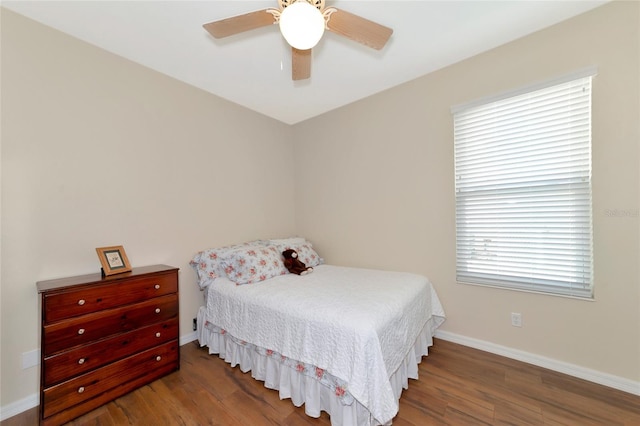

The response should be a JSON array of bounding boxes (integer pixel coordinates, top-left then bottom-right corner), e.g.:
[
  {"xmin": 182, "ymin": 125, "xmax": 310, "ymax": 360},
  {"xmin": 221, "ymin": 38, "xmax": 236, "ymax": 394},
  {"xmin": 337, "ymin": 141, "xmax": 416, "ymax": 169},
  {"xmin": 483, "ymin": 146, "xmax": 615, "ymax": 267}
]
[{"xmin": 191, "ymin": 238, "xmax": 445, "ymax": 426}]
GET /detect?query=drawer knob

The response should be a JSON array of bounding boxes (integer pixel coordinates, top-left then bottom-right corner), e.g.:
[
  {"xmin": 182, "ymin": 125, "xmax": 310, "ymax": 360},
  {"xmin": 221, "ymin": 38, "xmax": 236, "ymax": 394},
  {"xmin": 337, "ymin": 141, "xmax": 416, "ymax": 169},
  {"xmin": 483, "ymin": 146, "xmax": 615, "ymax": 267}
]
[
  {"xmin": 154, "ymin": 284, "xmax": 160, "ymax": 290},
  {"xmin": 78, "ymin": 386, "xmax": 85, "ymax": 394},
  {"xmin": 155, "ymin": 308, "xmax": 161, "ymax": 314},
  {"xmin": 78, "ymin": 328, "xmax": 85, "ymax": 335},
  {"xmin": 77, "ymin": 299, "xmax": 85, "ymax": 306},
  {"xmin": 156, "ymin": 356, "xmax": 162, "ymax": 362},
  {"xmin": 155, "ymin": 332, "xmax": 161, "ymax": 338},
  {"xmin": 78, "ymin": 358, "xmax": 85, "ymax": 365}
]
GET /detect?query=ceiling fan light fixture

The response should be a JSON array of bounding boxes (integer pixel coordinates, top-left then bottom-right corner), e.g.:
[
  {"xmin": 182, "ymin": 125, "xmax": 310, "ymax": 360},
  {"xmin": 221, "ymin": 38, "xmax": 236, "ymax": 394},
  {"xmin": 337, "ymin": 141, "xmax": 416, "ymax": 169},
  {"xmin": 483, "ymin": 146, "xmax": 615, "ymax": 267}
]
[{"xmin": 279, "ymin": 1, "xmax": 325, "ymax": 50}]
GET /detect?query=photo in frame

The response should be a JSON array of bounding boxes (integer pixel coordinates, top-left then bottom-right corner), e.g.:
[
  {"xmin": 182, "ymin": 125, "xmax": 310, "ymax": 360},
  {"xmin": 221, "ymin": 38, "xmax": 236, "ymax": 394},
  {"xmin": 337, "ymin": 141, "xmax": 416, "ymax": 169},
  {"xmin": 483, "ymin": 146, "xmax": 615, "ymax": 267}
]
[{"xmin": 96, "ymin": 245, "xmax": 132, "ymax": 276}]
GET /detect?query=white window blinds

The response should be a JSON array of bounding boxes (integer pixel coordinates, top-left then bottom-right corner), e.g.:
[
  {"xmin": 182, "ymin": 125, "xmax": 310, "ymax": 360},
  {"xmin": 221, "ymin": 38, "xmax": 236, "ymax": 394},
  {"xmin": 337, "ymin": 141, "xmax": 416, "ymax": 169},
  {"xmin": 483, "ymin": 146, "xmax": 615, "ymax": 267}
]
[{"xmin": 453, "ymin": 73, "xmax": 594, "ymax": 298}]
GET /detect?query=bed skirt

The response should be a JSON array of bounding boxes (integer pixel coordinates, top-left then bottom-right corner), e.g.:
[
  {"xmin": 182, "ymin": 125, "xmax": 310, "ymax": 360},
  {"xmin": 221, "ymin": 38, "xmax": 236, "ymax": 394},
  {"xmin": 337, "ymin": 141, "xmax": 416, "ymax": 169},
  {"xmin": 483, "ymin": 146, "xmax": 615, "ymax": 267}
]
[{"xmin": 196, "ymin": 306, "xmax": 438, "ymax": 426}]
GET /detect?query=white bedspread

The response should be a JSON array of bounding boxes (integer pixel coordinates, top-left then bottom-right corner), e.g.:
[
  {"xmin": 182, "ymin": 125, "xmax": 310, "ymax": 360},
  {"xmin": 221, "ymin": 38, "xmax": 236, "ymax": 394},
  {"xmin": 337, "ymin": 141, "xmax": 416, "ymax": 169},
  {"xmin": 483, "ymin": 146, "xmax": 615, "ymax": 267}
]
[{"xmin": 203, "ymin": 265, "xmax": 445, "ymax": 424}]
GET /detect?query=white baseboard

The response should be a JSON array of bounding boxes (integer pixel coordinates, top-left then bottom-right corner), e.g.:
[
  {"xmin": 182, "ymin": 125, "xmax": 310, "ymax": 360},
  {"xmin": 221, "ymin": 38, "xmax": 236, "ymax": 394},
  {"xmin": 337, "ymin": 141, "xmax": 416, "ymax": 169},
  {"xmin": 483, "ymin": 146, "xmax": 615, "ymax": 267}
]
[
  {"xmin": 0, "ymin": 333, "xmax": 200, "ymax": 422},
  {"xmin": 435, "ymin": 330, "xmax": 640, "ymax": 396},
  {"xmin": 0, "ymin": 394, "xmax": 39, "ymax": 422},
  {"xmin": 180, "ymin": 331, "xmax": 197, "ymax": 346}
]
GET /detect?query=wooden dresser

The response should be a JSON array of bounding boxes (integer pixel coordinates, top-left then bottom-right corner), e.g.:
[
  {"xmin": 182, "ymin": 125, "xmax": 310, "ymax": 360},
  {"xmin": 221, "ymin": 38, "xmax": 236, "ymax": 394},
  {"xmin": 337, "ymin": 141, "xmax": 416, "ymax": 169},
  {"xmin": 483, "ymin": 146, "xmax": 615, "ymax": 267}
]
[{"xmin": 37, "ymin": 264, "xmax": 180, "ymax": 426}]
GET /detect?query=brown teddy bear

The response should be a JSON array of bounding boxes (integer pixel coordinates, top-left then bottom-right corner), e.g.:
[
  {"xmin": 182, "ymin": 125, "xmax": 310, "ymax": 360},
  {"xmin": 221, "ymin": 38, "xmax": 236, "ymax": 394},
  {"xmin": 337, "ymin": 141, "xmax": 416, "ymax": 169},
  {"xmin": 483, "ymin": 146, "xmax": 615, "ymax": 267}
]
[{"xmin": 282, "ymin": 249, "xmax": 313, "ymax": 275}]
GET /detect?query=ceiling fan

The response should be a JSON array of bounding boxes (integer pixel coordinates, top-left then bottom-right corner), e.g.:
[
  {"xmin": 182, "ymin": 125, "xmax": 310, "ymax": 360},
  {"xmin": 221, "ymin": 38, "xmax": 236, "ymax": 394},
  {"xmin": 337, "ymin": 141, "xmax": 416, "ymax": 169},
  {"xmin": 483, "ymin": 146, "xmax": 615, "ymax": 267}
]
[{"xmin": 202, "ymin": 0, "xmax": 393, "ymax": 81}]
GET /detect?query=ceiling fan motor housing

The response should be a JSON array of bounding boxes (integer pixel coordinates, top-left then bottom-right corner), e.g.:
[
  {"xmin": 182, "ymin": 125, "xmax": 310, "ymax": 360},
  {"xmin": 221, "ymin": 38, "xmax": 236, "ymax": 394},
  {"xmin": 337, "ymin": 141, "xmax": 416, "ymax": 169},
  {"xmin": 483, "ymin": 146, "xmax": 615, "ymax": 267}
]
[{"xmin": 279, "ymin": 1, "xmax": 326, "ymax": 50}]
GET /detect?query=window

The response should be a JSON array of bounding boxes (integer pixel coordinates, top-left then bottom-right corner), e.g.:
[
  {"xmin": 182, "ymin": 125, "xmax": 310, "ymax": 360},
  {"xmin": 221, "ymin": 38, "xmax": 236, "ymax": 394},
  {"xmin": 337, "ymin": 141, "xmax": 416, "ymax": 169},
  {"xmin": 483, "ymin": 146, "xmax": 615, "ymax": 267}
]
[{"xmin": 453, "ymin": 69, "xmax": 595, "ymax": 298}]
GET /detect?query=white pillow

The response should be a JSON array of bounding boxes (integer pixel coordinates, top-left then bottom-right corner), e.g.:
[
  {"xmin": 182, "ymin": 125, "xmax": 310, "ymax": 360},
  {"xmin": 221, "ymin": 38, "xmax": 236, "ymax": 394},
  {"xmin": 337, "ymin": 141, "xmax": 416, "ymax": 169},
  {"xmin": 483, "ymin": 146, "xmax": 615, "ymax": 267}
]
[{"xmin": 268, "ymin": 237, "xmax": 307, "ymax": 246}]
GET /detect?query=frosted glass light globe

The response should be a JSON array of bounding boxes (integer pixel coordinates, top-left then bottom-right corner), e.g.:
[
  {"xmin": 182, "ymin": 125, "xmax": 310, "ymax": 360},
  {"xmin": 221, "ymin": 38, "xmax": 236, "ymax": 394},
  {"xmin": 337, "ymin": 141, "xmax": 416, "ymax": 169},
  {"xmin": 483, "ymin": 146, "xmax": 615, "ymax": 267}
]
[{"xmin": 279, "ymin": 1, "xmax": 325, "ymax": 50}]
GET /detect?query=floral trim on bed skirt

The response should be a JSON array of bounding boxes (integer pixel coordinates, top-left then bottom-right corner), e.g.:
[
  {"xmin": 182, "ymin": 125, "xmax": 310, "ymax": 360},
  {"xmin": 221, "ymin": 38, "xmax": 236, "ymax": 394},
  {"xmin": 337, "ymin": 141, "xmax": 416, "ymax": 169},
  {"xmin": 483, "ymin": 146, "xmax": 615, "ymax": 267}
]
[{"xmin": 204, "ymin": 320, "xmax": 355, "ymax": 406}]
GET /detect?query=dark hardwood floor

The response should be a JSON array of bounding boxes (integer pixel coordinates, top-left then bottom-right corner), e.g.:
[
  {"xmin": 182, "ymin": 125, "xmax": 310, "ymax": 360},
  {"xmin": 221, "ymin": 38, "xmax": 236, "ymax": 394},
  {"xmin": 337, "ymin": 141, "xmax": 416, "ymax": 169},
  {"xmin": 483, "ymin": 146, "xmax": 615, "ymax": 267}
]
[{"xmin": 3, "ymin": 339, "xmax": 639, "ymax": 425}]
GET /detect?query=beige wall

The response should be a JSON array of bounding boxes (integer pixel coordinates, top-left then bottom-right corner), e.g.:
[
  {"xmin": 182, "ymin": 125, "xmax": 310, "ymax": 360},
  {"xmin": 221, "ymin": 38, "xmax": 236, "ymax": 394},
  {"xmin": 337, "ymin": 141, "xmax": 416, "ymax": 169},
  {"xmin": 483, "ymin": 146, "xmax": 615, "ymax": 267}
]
[
  {"xmin": 1, "ymin": 9, "xmax": 295, "ymax": 408},
  {"xmin": 293, "ymin": 1, "xmax": 639, "ymax": 383}
]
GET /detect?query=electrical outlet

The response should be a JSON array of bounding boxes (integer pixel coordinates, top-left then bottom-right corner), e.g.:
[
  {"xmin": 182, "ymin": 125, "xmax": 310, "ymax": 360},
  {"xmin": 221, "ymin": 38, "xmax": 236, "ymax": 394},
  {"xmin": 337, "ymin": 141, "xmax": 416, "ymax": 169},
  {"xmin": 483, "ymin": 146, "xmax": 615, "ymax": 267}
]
[{"xmin": 511, "ymin": 312, "xmax": 522, "ymax": 327}]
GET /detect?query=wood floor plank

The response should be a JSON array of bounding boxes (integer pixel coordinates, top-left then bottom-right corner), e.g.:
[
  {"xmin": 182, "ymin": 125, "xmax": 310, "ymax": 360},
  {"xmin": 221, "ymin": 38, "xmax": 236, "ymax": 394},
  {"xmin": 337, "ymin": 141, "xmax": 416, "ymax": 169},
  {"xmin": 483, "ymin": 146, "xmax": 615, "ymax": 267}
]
[
  {"xmin": 400, "ymin": 384, "xmax": 449, "ymax": 418},
  {"xmin": 3, "ymin": 339, "xmax": 639, "ymax": 426},
  {"xmin": 493, "ymin": 400, "xmax": 544, "ymax": 426},
  {"xmin": 541, "ymin": 369, "xmax": 640, "ymax": 415},
  {"xmin": 220, "ymin": 389, "xmax": 288, "ymax": 425},
  {"xmin": 103, "ymin": 403, "xmax": 131, "ymax": 426},
  {"xmin": 191, "ymin": 388, "xmax": 248, "ymax": 426},
  {"xmin": 397, "ymin": 394, "xmax": 448, "ymax": 426}
]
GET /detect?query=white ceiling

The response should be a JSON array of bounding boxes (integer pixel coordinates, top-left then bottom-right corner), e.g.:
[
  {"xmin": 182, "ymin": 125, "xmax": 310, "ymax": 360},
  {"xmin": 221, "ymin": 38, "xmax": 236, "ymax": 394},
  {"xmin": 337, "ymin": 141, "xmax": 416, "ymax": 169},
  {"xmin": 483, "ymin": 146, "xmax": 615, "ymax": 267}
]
[{"xmin": 2, "ymin": 0, "xmax": 609, "ymax": 125}]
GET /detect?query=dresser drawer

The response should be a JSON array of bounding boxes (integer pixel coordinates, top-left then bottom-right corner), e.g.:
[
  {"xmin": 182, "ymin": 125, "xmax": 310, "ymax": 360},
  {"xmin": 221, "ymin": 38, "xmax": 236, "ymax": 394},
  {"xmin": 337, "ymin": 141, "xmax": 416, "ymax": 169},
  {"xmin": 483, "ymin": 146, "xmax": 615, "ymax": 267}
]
[
  {"xmin": 43, "ymin": 318, "xmax": 178, "ymax": 386},
  {"xmin": 42, "ymin": 340, "xmax": 178, "ymax": 418},
  {"xmin": 43, "ymin": 294, "xmax": 178, "ymax": 356},
  {"xmin": 41, "ymin": 361, "xmax": 179, "ymax": 426},
  {"xmin": 43, "ymin": 272, "xmax": 177, "ymax": 322}
]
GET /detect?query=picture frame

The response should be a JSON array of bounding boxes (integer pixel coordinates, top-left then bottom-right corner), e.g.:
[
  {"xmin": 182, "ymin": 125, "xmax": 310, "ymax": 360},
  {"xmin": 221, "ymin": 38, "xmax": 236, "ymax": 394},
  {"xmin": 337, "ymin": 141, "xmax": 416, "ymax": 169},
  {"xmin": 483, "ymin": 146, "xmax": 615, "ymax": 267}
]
[{"xmin": 96, "ymin": 245, "xmax": 132, "ymax": 276}]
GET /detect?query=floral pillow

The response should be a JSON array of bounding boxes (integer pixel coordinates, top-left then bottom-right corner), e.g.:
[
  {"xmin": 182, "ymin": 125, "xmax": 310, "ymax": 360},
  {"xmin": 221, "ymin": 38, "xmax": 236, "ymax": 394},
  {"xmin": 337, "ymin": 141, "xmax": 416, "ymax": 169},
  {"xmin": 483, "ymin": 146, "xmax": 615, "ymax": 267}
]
[
  {"xmin": 274, "ymin": 241, "xmax": 324, "ymax": 268},
  {"xmin": 221, "ymin": 245, "xmax": 288, "ymax": 285},
  {"xmin": 190, "ymin": 240, "xmax": 268, "ymax": 285}
]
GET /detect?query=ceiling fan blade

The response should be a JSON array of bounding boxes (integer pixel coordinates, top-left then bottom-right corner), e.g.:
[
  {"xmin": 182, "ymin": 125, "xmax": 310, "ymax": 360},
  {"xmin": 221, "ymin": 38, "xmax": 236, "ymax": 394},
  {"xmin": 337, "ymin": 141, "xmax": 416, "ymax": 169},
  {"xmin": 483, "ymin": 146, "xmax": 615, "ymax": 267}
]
[
  {"xmin": 292, "ymin": 48, "xmax": 311, "ymax": 81},
  {"xmin": 203, "ymin": 9, "xmax": 276, "ymax": 38},
  {"xmin": 326, "ymin": 8, "xmax": 393, "ymax": 50}
]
